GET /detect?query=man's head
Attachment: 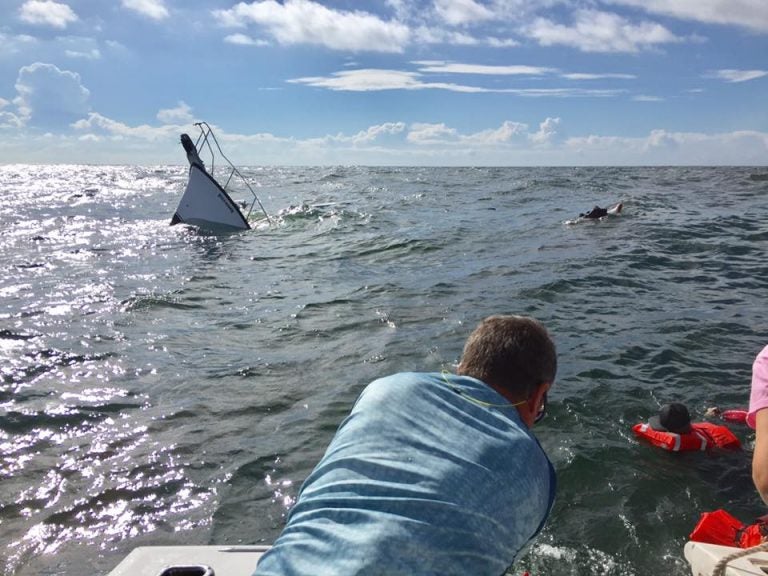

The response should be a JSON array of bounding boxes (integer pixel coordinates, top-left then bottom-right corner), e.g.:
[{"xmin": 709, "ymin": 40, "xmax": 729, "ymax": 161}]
[
  {"xmin": 457, "ymin": 315, "xmax": 557, "ymax": 407},
  {"xmin": 650, "ymin": 403, "xmax": 692, "ymax": 434}
]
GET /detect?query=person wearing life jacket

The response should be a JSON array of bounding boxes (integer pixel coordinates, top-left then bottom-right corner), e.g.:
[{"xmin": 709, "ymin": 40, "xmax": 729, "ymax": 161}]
[
  {"xmin": 579, "ymin": 205, "xmax": 609, "ymax": 219},
  {"xmin": 633, "ymin": 402, "xmax": 741, "ymax": 452}
]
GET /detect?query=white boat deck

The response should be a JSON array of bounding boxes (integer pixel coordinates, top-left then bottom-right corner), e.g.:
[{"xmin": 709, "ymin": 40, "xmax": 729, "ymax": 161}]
[
  {"xmin": 108, "ymin": 539, "xmax": 768, "ymax": 575},
  {"xmin": 107, "ymin": 545, "xmax": 268, "ymax": 576},
  {"xmin": 685, "ymin": 541, "xmax": 768, "ymax": 575}
]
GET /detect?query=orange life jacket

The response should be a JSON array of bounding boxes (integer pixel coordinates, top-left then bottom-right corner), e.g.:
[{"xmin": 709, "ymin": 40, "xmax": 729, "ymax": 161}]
[
  {"xmin": 632, "ymin": 422, "xmax": 741, "ymax": 451},
  {"xmin": 690, "ymin": 509, "xmax": 768, "ymax": 548}
]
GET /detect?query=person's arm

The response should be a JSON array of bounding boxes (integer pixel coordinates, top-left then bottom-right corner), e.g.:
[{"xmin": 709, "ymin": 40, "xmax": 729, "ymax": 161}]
[{"xmin": 753, "ymin": 409, "xmax": 768, "ymax": 505}]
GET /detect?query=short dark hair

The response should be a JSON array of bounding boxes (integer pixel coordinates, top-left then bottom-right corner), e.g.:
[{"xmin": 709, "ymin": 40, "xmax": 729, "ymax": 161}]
[{"xmin": 457, "ymin": 315, "xmax": 556, "ymax": 399}]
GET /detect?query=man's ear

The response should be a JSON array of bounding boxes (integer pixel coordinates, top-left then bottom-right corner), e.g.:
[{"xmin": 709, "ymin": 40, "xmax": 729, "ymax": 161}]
[
  {"xmin": 518, "ymin": 382, "xmax": 549, "ymax": 427},
  {"xmin": 528, "ymin": 382, "xmax": 549, "ymax": 410}
]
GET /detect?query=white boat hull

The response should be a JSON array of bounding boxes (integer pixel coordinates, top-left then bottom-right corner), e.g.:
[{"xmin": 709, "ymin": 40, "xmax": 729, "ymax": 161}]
[
  {"xmin": 107, "ymin": 545, "xmax": 268, "ymax": 576},
  {"xmin": 171, "ymin": 164, "xmax": 251, "ymax": 231}
]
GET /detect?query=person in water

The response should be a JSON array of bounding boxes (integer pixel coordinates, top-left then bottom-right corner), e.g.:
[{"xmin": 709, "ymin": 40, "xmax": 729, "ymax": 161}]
[
  {"xmin": 633, "ymin": 402, "xmax": 741, "ymax": 452},
  {"xmin": 748, "ymin": 345, "xmax": 768, "ymax": 504},
  {"xmin": 579, "ymin": 205, "xmax": 609, "ymax": 219},
  {"xmin": 254, "ymin": 315, "xmax": 557, "ymax": 576}
]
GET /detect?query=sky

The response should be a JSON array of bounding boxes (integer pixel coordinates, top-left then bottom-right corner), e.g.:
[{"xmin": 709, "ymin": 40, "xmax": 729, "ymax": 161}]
[{"xmin": 0, "ymin": 0, "xmax": 767, "ymax": 166}]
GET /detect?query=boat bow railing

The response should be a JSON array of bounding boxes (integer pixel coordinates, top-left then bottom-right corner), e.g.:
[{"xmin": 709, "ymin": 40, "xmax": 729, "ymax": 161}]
[{"xmin": 191, "ymin": 121, "xmax": 272, "ymax": 225}]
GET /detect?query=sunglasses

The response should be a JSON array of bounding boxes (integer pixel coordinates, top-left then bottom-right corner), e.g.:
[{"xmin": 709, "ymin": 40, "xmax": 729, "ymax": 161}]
[{"xmin": 533, "ymin": 391, "xmax": 547, "ymax": 424}]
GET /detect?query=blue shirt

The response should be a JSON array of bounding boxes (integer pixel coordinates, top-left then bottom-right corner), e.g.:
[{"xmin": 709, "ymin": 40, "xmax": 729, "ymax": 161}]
[{"xmin": 255, "ymin": 372, "xmax": 556, "ymax": 576}]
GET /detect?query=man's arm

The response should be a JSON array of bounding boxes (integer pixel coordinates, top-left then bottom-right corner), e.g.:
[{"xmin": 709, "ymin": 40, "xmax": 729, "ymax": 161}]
[{"xmin": 753, "ymin": 409, "xmax": 768, "ymax": 505}]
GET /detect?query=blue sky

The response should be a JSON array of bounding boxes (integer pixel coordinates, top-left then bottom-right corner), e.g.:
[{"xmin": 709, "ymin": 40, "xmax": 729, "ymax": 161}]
[{"xmin": 0, "ymin": 0, "xmax": 767, "ymax": 165}]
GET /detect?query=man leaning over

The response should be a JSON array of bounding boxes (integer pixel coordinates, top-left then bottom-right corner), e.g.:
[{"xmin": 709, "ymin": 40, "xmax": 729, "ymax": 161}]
[{"xmin": 255, "ymin": 314, "xmax": 557, "ymax": 576}]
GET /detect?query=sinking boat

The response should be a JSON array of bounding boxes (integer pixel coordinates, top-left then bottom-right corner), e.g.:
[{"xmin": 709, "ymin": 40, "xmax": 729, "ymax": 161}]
[{"xmin": 171, "ymin": 122, "xmax": 271, "ymax": 232}]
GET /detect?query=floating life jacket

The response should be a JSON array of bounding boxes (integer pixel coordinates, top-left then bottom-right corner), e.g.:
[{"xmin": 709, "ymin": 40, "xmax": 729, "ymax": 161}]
[
  {"xmin": 721, "ymin": 409, "xmax": 748, "ymax": 424},
  {"xmin": 632, "ymin": 422, "xmax": 741, "ymax": 451},
  {"xmin": 690, "ymin": 509, "xmax": 768, "ymax": 548}
]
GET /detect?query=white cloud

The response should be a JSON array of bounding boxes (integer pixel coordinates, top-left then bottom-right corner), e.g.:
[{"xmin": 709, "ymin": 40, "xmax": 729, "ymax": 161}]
[
  {"xmin": 156, "ymin": 101, "xmax": 195, "ymax": 124},
  {"xmin": 407, "ymin": 122, "xmax": 459, "ymax": 143},
  {"xmin": 210, "ymin": 2, "xmax": 518, "ymax": 50},
  {"xmin": 338, "ymin": 122, "xmax": 407, "ymax": 145},
  {"xmin": 464, "ymin": 120, "xmax": 529, "ymax": 144},
  {"xmin": 407, "ymin": 120, "xmax": 536, "ymax": 146},
  {"xmin": 706, "ymin": 69, "xmax": 768, "ymax": 83},
  {"xmin": 54, "ymin": 36, "xmax": 104, "ymax": 60},
  {"xmin": 565, "ymin": 129, "xmax": 768, "ymax": 165},
  {"xmin": 212, "ymin": 0, "xmax": 410, "ymax": 53},
  {"xmin": 13, "ymin": 62, "xmax": 90, "ymax": 128},
  {"xmin": 434, "ymin": 0, "xmax": 494, "ymax": 26},
  {"xmin": 486, "ymin": 36, "xmax": 520, "ymax": 47},
  {"xmin": 396, "ymin": 62, "xmax": 637, "ymax": 84},
  {"xmin": 0, "ymin": 98, "xmax": 20, "ymax": 129},
  {"xmin": 633, "ymin": 95, "xmax": 664, "ymax": 101},
  {"xmin": 224, "ymin": 33, "xmax": 269, "ymax": 46},
  {"xmin": 291, "ymin": 69, "xmax": 424, "ymax": 91},
  {"xmin": 411, "ymin": 25, "xmax": 480, "ymax": 45},
  {"xmin": 289, "ymin": 67, "xmax": 626, "ymax": 97},
  {"xmin": 385, "ymin": 0, "xmax": 412, "ymax": 21},
  {"xmin": 18, "ymin": 1, "xmax": 78, "ymax": 29},
  {"xmin": 289, "ymin": 68, "xmax": 486, "ymax": 92},
  {"xmin": 524, "ymin": 9, "xmax": 681, "ymax": 53},
  {"xmin": 0, "ymin": 111, "xmax": 24, "ymax": 130},
  {"xmin": 414, "ymin": 61, "xmax": 556, "ymax": 75},
  {"xmin": 122, "ymin": 0, "xmax": 169, "ymax": 21},
  {"xmin": 6, "ymin": 111, "xmax": 768, "ymax": 166},
  {"xmin": 487, "ymin": 0, "xmax": 562, "ymax": 21},
  {"xmin": 356, "ymin": 122, "xmax": 406, "ymax": 143},
  {"xmin": 0, "ymin": 33, "xmax": 38, "ymax": 57},
  {"xmin": 65, "ymin": 48, "xmax": 101, "ymax": 59},
  {"xmin": 530, "ymin": 117, "xmax": 560, "ymax": 145},
  {"xmin": 607, "ymin": 0, "xmax": 768, "ymax": 33},
  {"xmin": 512, "ymin": 88, "xmax": 625, "ymax": 97},
  {"xmin": 562, "ymin": 72, "xmax": 636, "ymax": 80},
  {"xmin": 72, "ymin": 112, "xmax": 178, "ymax": 141}
]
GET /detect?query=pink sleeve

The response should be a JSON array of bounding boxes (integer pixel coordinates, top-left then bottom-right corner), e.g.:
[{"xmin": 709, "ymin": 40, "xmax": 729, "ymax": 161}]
[{"xmin": 747, "ymin": 345, "xmax": 768, "ymax": 429}]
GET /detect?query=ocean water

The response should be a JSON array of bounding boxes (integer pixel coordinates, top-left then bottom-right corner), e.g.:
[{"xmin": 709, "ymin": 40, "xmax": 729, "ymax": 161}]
[{"xmin": 1, "ymin": 163, "xmax": 767, "ymax": 576}]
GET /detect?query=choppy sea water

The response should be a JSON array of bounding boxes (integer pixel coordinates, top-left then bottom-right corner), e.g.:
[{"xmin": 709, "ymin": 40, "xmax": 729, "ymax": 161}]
[{"xmin": 1, "ymin": 164, "xmax": 768, "ymax": 576}]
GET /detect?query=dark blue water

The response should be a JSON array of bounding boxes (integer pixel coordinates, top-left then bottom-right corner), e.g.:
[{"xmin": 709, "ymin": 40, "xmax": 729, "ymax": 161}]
[{"xmin": 1, "ymin": 164, "xmax": 767, "ymax": 575}]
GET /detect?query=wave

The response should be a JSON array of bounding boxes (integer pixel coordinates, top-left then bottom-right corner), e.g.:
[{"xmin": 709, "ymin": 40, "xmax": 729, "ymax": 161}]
[{"xmin": 121, "ymin": 294, "xmax": 205, "ymax": 312}]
